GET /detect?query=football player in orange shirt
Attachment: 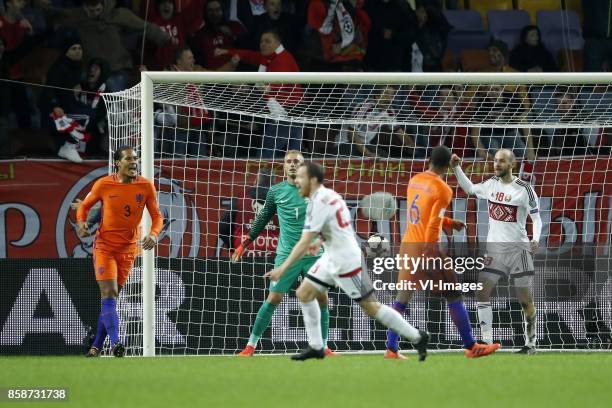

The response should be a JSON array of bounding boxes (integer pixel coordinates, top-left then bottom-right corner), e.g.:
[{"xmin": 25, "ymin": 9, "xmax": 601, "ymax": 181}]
[
  {"xmin": 385, "ymin": 146, "xmax": 500, "ymax": 359},
  {"xmin": 77, "ymin": 146, "xmax": 164, "ymax": 357}
]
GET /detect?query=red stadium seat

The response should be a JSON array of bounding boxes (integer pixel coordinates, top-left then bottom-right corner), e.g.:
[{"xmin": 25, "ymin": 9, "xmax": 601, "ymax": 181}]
[{"xmin": 460, "ymin": 48, "xmax": 491, "ymax": 72}]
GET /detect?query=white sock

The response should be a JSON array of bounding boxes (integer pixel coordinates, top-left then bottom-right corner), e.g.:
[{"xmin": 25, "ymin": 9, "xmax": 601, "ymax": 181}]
[
  {"xmin": 477, "ymin": 302, "xmax": 493, "ymax": 344},
  {"xmin": 524, "ymin": 311, "xmax": 537, "ymax": 348},
  {"xmin": 300, "ymin": 300, "xmax": 323, "ymax": 350},
  {"xmin": 374, "ymin": 304, "xmax": 420, "ymax": 343}
]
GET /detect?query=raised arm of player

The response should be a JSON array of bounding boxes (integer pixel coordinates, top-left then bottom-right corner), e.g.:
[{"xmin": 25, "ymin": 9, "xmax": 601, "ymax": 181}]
[
  {"xmin": 231, "ymin": 188, "xmax": 277, "ymax": 262},
  {"xmin": 76, "ymin": 181, "xmax": 102, "ymax": 237},
  {"xmin": 451, "ymin": 154, "xmax": 490, "ymax": 199},
  {"xmin": 143, "ymin": 181, "xmax": 164, "ymax": 250}
]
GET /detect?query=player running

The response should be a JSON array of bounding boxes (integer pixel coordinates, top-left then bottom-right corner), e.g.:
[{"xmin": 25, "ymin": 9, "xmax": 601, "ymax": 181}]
[
  {"xmin": 233, "ymin": 150, "xmax": 334, "ymax": 357},
  {"xmin": 266, "ymin": 162, "xmax": 429, "ymax": 361},
  {"xmin": 77, "ymin": 146, "xmax": 164, "ymax": 357},
  {"xmin": 452, "ymin": 149, "xmax": 542, "ymax": 354},
  {"xmin": 386, "ymin": 146, "xmax": 501, "ymax": 359}
]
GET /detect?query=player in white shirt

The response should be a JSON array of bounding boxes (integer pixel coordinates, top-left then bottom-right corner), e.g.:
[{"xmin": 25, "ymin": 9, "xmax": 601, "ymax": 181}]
[
  {"xmin": 451, "ymin": 149, "xmax": 543, "ymax": 354},
  {"xmin": 266, "ymin": 162, "xmax": 429, "ymax": 361}
]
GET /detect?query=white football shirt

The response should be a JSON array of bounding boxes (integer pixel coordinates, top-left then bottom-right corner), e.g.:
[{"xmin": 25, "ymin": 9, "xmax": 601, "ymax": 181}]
[
  {"xmin": 303, "ymin": 186, "xmax": 361, "ymax": 261},
  {"xmin": 471, "ymin": 176, "xmax": 540, "ymax": 243}
]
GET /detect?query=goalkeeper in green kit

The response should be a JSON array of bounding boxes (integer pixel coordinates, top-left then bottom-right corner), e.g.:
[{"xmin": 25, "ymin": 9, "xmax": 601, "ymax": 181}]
[{"xmin": 233, "ymin": 150, "xmax": 335, "ymax": 357}]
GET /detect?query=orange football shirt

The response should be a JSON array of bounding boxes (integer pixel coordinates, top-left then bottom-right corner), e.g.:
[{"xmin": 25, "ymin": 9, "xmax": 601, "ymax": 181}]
[
  {"xmin": 77, "ymin": 174, "xmax": 164, "ymax": 253},
  {"xmin": 402, "ymin": 171, "xmax": 454, "ymax": 243}
]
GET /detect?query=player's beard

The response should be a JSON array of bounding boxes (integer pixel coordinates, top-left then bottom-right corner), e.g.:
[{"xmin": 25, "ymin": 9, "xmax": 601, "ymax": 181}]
[{"xmin": 495, "ymin": 167, "xmax": 510, "ymax": 178}]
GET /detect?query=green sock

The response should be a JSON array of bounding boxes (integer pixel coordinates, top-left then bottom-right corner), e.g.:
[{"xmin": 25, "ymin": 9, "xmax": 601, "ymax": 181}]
[
  {"xmin": 248, "ymin": 301, "xmax": 277, "ymax": 347},
  {"xmin": 320, "ymin": 305, "xmax": 330, "ymax": 348}
]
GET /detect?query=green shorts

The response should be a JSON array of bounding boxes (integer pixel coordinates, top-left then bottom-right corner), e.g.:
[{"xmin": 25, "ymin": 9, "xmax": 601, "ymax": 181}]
[{"xmin": 269, "ymin": 256, "xmax": 319, "ymax": 293}]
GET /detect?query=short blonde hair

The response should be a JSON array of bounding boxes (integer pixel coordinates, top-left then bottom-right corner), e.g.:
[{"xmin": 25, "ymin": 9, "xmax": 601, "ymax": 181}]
[{"xmin": 284, "ymin": 150, "xmax": 303, "ymax": 159}]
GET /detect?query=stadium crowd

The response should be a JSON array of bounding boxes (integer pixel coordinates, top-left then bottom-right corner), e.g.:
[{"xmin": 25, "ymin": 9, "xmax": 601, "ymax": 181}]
[{"xmin": 0, "ymin": 0, "xmax": 610, "ymax": 161}]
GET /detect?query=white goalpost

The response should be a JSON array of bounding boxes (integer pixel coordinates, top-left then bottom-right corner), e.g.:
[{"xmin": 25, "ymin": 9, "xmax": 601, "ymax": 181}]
[{"xmin": 103, "ymin": 72, "xmax": 612, "ymax": 357}]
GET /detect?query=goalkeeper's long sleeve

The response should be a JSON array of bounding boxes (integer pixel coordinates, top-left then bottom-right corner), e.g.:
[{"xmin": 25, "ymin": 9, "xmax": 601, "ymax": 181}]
[
  {"xmin": 247, "ymin": 188, "xmax": 277, "ymax": 242},
  {"xmin": 530, "ymin": 212, "xmax": 543, "ymax": 243},
  {"xmin": 453, "ymin": 165, "xmax": 477, "ymax": 195}
]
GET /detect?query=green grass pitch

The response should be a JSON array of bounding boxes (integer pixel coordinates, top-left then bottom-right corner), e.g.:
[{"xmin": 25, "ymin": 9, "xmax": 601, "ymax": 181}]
[{"xmin": 1, "ymin": 353, "xmax": 611, "ymax": 407}]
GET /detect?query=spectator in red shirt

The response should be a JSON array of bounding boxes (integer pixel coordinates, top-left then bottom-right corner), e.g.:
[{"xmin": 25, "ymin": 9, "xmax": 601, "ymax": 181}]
[
  {"xmin": 216, "ymin": 29, "xmax": 303, "ymax": 158},
  {"xmin": 0, "ymin": 0, "xmax": 32, "ymax": 64},
  {"xmin": 216, "ymin": 30, "xmax": 301, "ymax": 104},
  {"xmin": 1, "ymin": 0, "xmax": 34, "ymax": 128},
  {"xmin": 144, "ymin": 0, "xmax": 203, "ymax": 70},
  {"xmin": 307, "ymin": 0, "xmax": 371, "ymax": 70},
  {"xmin": 191, "ymin": 0, "xmax": 245, "ymax": 70}
]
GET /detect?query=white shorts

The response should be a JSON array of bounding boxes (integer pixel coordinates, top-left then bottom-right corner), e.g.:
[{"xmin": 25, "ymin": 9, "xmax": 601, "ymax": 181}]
[
  {"xmin": 305, "ymin": 255, "xmax": 374, "ymax": 301},
  {"xmin": 481, "ymin": 249, "xmax": 535, "ymax": 287}
]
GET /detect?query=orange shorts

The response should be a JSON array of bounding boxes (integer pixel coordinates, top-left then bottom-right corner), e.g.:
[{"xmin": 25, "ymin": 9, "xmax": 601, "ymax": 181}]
[
  {"xmin": 93, "ymin": 247, "xmax": 136, "ymax": 286},
  {"xmin": 397, "ymin": 242, "xmax": 457, "ymax": 294}
]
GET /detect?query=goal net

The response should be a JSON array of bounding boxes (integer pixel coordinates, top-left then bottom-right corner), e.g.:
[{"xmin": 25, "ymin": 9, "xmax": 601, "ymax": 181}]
[{"xmin": 102, "ymin": 72, "xmax": 611, "ymax": 356}]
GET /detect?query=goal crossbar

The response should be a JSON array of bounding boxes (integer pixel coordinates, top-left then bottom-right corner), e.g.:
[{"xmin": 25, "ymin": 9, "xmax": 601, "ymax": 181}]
[{"xmin": 142, "ymin": 71, "xmax": 612, "ymax": 85}]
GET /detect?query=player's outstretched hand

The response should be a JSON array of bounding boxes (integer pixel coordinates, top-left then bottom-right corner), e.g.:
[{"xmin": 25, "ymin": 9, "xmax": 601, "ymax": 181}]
[
  {"xmin": 450, "ymin": 154, "xmax": 461, "ymax": 168},
  {"xmin": 231, "ymin": 238, "xmax": 252, "ymax": 263},
  {"xmin": 529, "ymin": 239, "xmax": 539, "ymax": 253},
  {"xmin": 264, "ymin": 267, "xmax": 284, "ymax": 282},
  {"xmin": 142, "ymin": 234, "xmax": 157, "ymax": 250},
  {"xmin": 450, "ymin": 219, "xmax": 466, "ymax": 231},
  {"xmin": 77, "ymin": 221, "xmax": 89, "ymax": 237}
]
